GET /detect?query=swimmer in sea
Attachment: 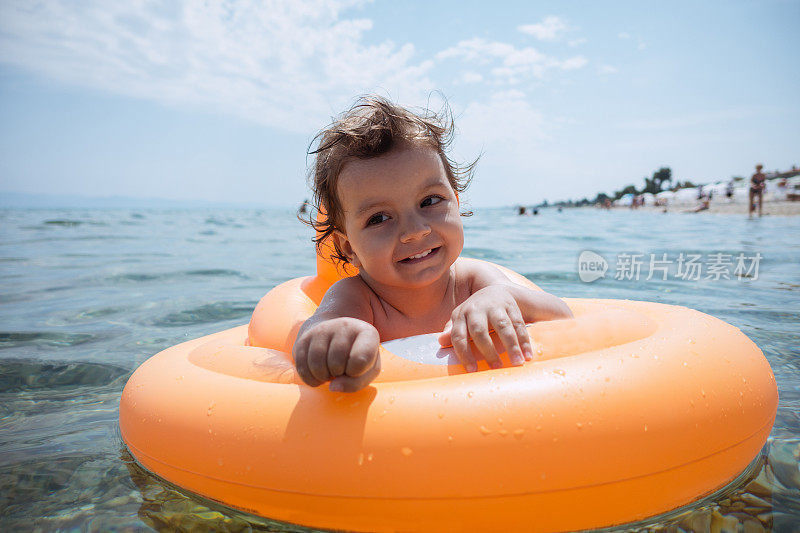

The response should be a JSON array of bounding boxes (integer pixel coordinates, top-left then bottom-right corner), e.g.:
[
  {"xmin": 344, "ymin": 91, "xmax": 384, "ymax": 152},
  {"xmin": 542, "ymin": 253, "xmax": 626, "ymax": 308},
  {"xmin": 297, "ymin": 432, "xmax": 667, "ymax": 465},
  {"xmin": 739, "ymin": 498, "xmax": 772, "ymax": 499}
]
[
  {"xmin": 293, "ymin": 96, "xmax": 572, "ymax": 392},
  {"xmin": 749, "ymin": 164, "xmax": 766, "ymax": 218}
]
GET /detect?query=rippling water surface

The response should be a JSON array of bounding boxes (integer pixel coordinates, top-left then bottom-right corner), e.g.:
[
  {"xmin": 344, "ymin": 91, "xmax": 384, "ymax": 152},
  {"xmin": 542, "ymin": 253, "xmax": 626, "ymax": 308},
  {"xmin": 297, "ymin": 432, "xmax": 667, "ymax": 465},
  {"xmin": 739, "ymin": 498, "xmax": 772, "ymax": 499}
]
[{"xmin": 1, "ymin": 207, "xmax": 798, "ymax": 531}]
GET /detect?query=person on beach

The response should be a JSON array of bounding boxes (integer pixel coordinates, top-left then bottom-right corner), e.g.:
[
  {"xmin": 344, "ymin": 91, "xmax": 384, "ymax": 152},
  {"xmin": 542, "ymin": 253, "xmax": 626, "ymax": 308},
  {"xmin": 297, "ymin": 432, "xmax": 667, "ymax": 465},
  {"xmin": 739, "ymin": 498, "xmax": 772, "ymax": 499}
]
[
  {"xmin": 688, "ymin": 198, "xmax": 710, "ymax": 213},
  {"xmin": 294, "ymin": 96, "xmax": 572, "ymax": 392},
  {"xmin": 726, "ymin": 180, "xmax": 734, "ymax": 203},
  {"xmin": 750, "ymin": 164, "xmax": 766, "ymax": 218}
]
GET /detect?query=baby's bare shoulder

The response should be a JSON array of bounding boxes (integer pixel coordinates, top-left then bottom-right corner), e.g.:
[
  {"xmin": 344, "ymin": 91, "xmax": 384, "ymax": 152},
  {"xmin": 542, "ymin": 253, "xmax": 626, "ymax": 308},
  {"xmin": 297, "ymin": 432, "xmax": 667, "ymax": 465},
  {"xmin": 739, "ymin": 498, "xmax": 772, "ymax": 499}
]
[
  {"xmin": 318, "ymin": 276, "xmax": 375, "ymax": 321},
  {"xmin": 454, "ymin": 258, "xmax": 507, "ymax": 289}
]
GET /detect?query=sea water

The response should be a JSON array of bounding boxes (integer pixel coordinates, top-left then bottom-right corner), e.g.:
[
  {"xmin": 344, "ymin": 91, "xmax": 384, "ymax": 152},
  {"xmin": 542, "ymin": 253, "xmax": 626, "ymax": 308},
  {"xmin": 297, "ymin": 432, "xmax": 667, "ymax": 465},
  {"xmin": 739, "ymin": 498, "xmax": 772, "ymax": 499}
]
[{"xmin": 1, "ymin": 207, "xmax": 798, "ymax": 531}]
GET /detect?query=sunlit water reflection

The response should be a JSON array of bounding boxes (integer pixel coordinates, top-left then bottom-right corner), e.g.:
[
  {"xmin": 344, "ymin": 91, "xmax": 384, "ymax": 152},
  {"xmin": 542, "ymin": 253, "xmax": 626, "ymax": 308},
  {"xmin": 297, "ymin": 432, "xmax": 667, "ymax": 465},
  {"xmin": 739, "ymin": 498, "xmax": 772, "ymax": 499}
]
[{"xmin": 1, "ymin": 207, "xmax": 798, "ymax": 531}]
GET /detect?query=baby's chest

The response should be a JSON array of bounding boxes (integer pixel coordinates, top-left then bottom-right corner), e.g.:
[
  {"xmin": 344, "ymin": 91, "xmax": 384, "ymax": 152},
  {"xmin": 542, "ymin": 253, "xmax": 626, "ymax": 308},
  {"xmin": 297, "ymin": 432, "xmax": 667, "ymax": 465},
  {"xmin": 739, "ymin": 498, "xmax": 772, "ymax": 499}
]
[{"xmin": 374, "ymin": 310, "xmax": 451, "ymax": 342}]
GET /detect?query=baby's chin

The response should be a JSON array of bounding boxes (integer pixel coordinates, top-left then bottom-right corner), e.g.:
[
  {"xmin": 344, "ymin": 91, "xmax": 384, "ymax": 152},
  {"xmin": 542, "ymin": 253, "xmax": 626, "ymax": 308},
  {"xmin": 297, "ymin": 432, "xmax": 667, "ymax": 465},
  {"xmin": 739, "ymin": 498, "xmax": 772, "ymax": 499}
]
[{"xmin": 360, "ymin": 265, "xmax": 455, "ymax": 291}]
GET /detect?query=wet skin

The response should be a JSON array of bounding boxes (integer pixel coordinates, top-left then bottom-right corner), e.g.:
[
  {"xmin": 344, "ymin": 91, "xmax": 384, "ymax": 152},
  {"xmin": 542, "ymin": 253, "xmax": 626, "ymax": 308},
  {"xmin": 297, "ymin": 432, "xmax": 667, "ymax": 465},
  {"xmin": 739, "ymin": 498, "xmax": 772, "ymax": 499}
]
[{"xmin": 292, "ymin": 144, "xmax": 573, "ymax": 392}]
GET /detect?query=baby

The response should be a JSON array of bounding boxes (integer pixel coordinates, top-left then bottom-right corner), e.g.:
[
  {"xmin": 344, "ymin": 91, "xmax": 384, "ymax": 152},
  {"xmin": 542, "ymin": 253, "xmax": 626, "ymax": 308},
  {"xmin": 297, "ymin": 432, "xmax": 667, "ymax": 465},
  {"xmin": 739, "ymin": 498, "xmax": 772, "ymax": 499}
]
[{"xmin": 294, "ymin": 96, "xmax": 572, "ymax": 392}]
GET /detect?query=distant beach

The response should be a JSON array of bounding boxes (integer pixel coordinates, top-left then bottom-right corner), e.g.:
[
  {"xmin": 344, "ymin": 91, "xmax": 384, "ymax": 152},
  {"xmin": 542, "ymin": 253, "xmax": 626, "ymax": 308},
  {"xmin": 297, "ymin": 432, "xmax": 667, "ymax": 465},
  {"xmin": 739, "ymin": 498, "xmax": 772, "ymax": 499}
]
[{"xmin": 600, "ymin": 199, "xmax": 800, "ymax": 216}]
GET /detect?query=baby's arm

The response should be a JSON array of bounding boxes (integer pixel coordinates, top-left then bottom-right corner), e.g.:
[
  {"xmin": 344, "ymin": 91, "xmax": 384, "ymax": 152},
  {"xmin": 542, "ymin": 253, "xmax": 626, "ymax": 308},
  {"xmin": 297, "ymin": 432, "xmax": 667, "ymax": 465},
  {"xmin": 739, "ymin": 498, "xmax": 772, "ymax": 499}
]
[
  {"xmin": 292, "ymin": 277, "xmax": 380, "ymax": 392},
  {"xmin": 439, "ymin": 260, "xmax": 573, "ymax": 371}
]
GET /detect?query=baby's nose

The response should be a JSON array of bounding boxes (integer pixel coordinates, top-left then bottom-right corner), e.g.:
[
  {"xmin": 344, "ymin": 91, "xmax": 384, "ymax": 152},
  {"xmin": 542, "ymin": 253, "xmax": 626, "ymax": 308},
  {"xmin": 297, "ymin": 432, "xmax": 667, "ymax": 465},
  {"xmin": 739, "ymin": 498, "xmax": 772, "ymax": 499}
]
[{"xmin": 400, "ymin": 216, "xmax": 431, "ymax": 242}]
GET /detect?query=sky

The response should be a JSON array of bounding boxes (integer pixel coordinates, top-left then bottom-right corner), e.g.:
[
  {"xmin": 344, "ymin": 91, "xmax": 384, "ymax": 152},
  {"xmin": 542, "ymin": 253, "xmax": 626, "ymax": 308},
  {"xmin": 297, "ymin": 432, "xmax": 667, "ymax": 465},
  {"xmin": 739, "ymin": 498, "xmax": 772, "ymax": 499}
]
[{"xmin": 0, "ymin": 0, "xmax": 798, "ymax": 207}]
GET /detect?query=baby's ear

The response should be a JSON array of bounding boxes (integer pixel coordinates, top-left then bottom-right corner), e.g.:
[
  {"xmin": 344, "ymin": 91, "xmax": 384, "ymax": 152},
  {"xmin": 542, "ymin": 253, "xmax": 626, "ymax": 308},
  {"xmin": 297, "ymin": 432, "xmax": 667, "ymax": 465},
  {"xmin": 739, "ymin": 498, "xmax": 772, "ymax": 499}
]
[{"xmin": 333, "ymin": 230, "xmax": 361, "ymax": 269}]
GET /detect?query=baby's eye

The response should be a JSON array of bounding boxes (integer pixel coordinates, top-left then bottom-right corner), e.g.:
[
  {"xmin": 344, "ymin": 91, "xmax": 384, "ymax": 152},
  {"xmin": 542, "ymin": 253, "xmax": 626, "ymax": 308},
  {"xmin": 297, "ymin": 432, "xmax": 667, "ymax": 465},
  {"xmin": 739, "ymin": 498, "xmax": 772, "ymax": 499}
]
[
  {"xmin": 366, "ymin": 213, "xmax": 389, "ymax": 226},
  {"xmin": 421, "ymin": 195, "xmax": 443, "ymax": 208}
]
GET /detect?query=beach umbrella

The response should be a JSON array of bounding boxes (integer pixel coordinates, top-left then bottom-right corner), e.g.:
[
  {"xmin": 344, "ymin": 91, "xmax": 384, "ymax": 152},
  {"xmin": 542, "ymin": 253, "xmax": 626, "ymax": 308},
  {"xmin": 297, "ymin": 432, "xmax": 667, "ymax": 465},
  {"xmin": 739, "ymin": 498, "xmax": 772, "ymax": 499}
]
[{"xmin": 672, "ymin": 188, "xmax": 699, "ymax": 205}]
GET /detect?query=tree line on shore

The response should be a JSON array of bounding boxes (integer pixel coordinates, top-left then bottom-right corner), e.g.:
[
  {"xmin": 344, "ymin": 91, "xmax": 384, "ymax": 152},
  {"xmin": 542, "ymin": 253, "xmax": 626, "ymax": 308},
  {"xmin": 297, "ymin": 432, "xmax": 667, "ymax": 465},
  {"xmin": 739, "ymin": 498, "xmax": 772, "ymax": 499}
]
[{"xmin": 546, "ymin": 167, "xmax": 714, "ymax": 208}]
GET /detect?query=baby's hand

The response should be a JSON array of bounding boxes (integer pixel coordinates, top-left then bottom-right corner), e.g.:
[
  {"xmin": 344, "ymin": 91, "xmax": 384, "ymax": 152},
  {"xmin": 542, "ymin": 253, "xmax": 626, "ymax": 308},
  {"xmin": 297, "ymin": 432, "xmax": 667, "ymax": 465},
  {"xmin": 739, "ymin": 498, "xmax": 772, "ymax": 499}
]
[
  {"xmin": 293, "ymin": 317, "xmax": 381, "ymax": 393},
  {"xmin": 438, "ymin": 286, "xmax": 533, "ymax": 372}
]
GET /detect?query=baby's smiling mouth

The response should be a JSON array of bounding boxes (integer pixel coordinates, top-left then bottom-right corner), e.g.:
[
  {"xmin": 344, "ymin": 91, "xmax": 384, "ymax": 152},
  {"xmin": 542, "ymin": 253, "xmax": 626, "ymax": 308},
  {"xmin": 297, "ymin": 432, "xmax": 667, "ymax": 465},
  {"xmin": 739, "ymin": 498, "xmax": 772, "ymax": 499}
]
[{"xmin": 399, "ymin": 247, "xmax": 440, "ymax": 264}]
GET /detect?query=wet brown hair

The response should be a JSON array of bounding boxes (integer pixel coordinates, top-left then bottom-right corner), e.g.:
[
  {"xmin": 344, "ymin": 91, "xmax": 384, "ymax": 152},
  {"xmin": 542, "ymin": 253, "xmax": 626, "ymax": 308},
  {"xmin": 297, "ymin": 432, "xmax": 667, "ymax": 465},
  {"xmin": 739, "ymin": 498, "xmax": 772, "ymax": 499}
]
[{"xmin": 304, "ymin": 95, "xmax": 476, "ymax": 267}]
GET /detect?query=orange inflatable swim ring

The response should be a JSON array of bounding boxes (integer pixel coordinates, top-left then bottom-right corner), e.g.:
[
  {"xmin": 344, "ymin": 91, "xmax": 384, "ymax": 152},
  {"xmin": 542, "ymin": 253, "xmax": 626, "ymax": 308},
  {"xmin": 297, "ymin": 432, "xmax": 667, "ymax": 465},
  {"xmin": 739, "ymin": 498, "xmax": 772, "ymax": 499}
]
[{"xmin": 119, "ymin": 247, "xmax": 778, "ymax": 532}]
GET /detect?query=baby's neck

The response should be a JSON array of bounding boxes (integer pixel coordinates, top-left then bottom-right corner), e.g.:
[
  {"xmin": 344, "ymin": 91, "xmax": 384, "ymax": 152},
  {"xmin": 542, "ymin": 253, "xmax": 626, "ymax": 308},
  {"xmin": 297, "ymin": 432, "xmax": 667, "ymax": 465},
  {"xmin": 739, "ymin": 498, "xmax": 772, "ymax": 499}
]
[{"xmin": 361, "ymin": 267, "xmax": 456, "ymax": 321}]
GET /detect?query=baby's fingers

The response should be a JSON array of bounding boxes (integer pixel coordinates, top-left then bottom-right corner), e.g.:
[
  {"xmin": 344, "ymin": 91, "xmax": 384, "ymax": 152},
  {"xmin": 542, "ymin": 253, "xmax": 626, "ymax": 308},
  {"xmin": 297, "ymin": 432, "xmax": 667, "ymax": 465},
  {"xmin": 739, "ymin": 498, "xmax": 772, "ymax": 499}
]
[
  {"xmin": 325, "ymin": 330, "xmax": 352, "ymax": 378},
  {"xmin": 489, "ymin": 308, "xmax": 524, "ymax": 366},
  {"xmin": 330, "ymin": 354, "xmax": 381, "ymax": 392},
  {"xmin": 506, "ymin": 304, "xmax": 534, "ymax": 361},
  {"xmin": 468, "ymin": 313, "xmax": 501, "ymax": 369},
  {"xmin": 344, "ymin": 327, "xmax": 380, "ymax": 378},
  {"xmin": 450, "ymin": 317, "xmax": 477, "ymax": 372},
  {"xmin": 438, "ymin": 320, "xmax": 453, "ymax": 347},
  {"xmin": 306, "ymin": 333, "xmax": 333, "ymax": 384},
  {"xmin": 292, "ymin": 334, "xmax": 324, "ymax": 387}
]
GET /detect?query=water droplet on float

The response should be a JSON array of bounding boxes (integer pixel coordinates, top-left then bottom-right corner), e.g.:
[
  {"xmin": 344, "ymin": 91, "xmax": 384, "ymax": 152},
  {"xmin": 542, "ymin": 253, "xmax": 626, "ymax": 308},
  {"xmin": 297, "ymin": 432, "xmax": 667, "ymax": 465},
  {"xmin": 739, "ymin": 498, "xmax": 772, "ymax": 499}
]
[
  {"xmin": 467, "ymin": 391, "xmax": 474, "ymax": 398},
  {"xmin": 437, "ymin": 412, "xmax": 444, "ymax": 419},
  {"xmin": 479, "ymin": 426, "xmax": 492, "ymax": 435},
  {"xmin": 513, "ymin": 429, "xmax": 525, "ymax": 439},
  {"xmin": 644, "ymin": 425, "xmax": 648, "ymax": 432},
  {"xmin": 357, "ymin": 453, "xmax": 364, "ymax": 466},
  {"xmin": 499, "ymin": 429, "xmax": 509, "ymax": 437},
  {"xmin": 701, "ymin": 388, "xmax": 706, "ymax": 397},
  {"xmin": 217, "ymin": 458, "xmax": 224, "ymax": 467},
  {"xmin": 401, "ymin": 447, "xmax": 413, "ymax": 456},
  {"xmin": 389, "ymin": 396, "xmax": 395, "ymax": 404},
  {"xmin": 536, "ymin": 425, "xmax": 542, "ymax": 431},
  {"xmin": 576, "ymin": 422, "xmax": 583, "ymax": 429},
  {"xmin": 553, "ymin": 369, "xmax": 565, "ymax": 376}
]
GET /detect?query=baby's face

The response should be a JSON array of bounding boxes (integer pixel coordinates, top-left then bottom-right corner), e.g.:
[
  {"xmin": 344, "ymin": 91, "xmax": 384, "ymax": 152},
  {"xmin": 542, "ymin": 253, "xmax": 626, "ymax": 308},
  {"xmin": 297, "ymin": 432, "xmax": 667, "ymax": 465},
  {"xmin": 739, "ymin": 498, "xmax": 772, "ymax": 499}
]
[{"xmin": 333, "ymin": 144, "xmax": 464, "ymax": 291}]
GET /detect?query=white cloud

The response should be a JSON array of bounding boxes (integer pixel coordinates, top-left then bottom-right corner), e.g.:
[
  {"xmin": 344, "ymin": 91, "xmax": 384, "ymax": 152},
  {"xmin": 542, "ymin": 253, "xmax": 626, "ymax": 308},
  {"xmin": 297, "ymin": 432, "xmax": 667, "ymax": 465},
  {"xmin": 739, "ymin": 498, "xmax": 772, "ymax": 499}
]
[
  {"xmin": 598, "ymin": 64, "xmax": 619, "ymax": 75},
  {"xmin": 0, "ymin": 0, "xmax": 436, "ymax": 132},
  {"xmin": 561, "ymin": 56, "xmax": 588, "ymax": 70},
  {"xmin": 618, "ymin": 31, "xmax": 646, "ymax": 50},
  {"xmin": 458, "ymin": 71, "xmax": 484, "ymax": 84},
  {"xmin": 437, "ymin": 38, "xmax": 516, "ymax": 63},
  {"xmin": 437, "ymin": 38, "xmax": 586, "ymax": 84},
  {"xmin": 518, "ymin": 16, "xmax": 568, "ymax": 41}
]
